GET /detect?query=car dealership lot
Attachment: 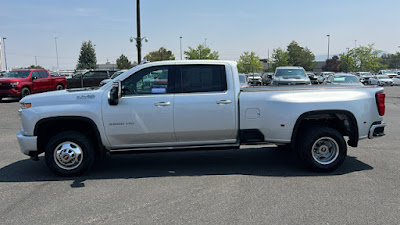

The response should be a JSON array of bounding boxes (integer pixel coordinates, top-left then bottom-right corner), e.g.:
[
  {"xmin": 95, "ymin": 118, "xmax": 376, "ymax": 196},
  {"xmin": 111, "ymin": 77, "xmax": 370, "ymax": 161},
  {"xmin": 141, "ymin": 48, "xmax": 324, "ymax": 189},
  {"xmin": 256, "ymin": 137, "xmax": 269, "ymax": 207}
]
[{"xmin": 0, "ymin": 87, "xmax": 399, "ymax": 224}]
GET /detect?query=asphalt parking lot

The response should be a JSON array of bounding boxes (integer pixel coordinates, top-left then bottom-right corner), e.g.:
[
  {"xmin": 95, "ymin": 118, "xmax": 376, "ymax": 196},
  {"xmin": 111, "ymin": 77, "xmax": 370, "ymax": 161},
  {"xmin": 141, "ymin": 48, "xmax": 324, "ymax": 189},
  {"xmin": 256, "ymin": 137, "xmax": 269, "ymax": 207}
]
[{"xmin": 0, "ymin": 87, "xmax": 399, "ymax": 225}]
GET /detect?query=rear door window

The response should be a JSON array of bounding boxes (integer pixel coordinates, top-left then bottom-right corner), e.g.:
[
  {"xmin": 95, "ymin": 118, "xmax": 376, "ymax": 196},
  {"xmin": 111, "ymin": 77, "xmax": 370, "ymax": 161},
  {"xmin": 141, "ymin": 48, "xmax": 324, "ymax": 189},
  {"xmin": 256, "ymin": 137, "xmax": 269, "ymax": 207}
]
[
  {"xmin": 176, "ymin": 65, "xmax": 227, "ymax": 93},
  {"xmin": 38, "ymin": 71, "xmax": 48, "ymax": 78}
]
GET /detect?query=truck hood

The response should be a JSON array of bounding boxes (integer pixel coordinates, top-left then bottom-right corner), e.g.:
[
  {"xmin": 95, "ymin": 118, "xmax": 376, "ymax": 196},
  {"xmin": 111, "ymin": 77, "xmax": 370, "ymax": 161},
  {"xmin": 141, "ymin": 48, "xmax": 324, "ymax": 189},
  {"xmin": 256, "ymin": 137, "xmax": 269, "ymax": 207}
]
[
  {"xmin": 20, "ymin": 88, "xmax": 104, "ymax": 107},
  {"xmin": 0, "ymin": 77, "xmax": 26, "ymax": 83}
]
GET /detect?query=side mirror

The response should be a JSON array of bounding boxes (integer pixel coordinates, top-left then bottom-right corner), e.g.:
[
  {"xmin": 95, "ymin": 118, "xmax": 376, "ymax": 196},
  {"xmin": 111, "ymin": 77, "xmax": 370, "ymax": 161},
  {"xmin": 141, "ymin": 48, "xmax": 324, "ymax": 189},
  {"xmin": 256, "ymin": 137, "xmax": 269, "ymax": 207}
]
[
  {"xmin": 267, "ymin": 75, "xmax": 272, "ymax": 79},
  {"xmin": 32, "ymin": 76, "xmax": 38, "ymax": 80},
  {"xmin": 108, "ymin": 81, "xmax": 121, "ymax": 106}
]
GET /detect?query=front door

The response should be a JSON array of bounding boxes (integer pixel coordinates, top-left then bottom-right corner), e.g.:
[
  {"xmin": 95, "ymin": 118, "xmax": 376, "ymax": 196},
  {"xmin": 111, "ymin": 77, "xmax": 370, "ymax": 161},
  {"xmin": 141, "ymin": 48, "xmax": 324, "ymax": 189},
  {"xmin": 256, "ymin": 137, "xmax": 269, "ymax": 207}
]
[{"xmin": 102, "ymin": 66, "xmax": 176, "ymax": 149}]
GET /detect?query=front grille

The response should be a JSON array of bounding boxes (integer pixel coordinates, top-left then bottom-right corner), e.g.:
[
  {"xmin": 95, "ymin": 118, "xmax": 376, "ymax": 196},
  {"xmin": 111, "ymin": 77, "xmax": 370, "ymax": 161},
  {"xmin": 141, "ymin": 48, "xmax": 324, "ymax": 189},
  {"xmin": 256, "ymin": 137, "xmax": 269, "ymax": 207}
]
[{"xmin": 0, "ymin": 86, "xmax": 12, "ymax": 90}]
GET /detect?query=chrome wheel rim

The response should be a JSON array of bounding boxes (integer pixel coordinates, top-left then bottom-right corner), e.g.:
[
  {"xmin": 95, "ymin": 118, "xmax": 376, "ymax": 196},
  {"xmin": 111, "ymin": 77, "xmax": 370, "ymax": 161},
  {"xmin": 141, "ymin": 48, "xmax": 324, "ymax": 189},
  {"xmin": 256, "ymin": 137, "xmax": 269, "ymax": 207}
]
[
  {"xmin": 311, "ymin": 137, "xmax": 339, "ymax": 165},
  {"xmin": 54, "ymin": 141, "xmax": 83, "ymax": 170}
]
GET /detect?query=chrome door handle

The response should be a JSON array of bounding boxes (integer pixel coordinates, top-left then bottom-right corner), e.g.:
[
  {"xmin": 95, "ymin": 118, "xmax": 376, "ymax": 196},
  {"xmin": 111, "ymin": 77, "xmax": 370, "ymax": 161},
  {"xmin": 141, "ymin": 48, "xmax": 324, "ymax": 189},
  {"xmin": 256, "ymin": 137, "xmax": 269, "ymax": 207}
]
[
  {"xmin": 154, "ymin": 101, "xmax": 171, "ymax": 107},
  {"xmin": 216, "ymin": 100, "xmax": 232, "ymax": 105}
]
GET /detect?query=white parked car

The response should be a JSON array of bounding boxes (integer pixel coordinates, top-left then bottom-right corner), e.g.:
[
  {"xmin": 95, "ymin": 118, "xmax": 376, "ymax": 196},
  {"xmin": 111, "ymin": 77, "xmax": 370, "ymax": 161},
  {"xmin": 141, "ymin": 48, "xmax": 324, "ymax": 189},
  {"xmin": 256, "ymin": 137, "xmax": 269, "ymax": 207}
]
[
  {"xmin": 355, "ymin": 72, "xmax": 373, "ymax": 84},
  {"xmin": 325, "ymin": 73, "xmax": 364, "ymax": 86},
  {"xmin": 272, "ymin": 66, "xmax": 311, "ymax": 85},
  {"xmin": 317, "ymin": 72, "xmax": 335, "ymax": 84},
  {"xmin": 369, "ymin": 75, "xmax": 394, "ymax": 86},
  {"xmin": 392, "ymin": 76, "xmax": 400, "ymax": 86},
  {"xmin": 247, "ymin": 74, "xmax": 263, "ymax": 85},
  {"xmin": 238, "ymin": 74, "xmax": 249, "ymax": 88},
  {"xmin": 99, "ymin": 70, "xmax": 128, "ymax": 86},
  {"xmin": 378, "ymin": 70, "xmax": 397, "ymax": 78}
]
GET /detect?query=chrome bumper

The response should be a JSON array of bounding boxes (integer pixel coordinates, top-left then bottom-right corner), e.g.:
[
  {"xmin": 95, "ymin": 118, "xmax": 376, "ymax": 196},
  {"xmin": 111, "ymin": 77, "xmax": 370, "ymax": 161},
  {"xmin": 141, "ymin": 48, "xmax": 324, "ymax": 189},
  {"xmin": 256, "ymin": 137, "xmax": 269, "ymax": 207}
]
[
  {"xmin": 17, "ymin": 131, "xmax": 38, "ymax": 155},
  {"xmin": 368, "ymin": 122, "xmax": 386, "ymax": 139}
]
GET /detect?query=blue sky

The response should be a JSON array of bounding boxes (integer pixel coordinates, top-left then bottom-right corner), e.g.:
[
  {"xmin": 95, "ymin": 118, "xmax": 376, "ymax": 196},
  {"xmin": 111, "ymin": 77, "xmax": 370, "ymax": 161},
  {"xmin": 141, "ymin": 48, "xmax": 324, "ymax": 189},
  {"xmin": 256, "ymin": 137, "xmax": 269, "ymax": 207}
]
[{"xmin": 1, "ymin": 0, "xmax": 399, "ymax": 70}]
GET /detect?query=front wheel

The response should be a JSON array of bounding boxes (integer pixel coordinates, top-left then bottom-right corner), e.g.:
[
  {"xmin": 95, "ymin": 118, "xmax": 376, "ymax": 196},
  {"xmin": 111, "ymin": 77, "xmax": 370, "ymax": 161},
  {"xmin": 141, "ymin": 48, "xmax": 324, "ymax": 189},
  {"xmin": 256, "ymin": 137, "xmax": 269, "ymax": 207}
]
[
  {"xmin": 56, "ymin": 84, "xmax": 64, "ymax": 90},
  {"xmin": 45, "ymin": 131, "xmax": 95, "ymax": 176},
  {"xmin": 20, "ymin": 87, "xmax": 30, "ymax": 99},
  {"xmin": 298, "ymin": 127, "xmax": 347, "ymax": 172}
]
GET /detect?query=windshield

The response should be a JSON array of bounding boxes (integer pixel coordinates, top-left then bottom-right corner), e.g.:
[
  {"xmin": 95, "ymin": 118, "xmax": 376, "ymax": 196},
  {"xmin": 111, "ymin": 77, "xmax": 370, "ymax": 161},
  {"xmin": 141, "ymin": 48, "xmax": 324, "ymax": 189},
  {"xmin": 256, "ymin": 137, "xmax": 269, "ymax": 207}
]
[
  {"xmin": 275, "ymin": 69, "xmax": 306, "ymax": 77},
  {"xmin": 382, "ymin": 70, "xmax": 394, "ymax": 74},
  {"xmin": 5, "ymin": 71, "xmax": 30, "ymax": 78},
  {"xmin": 360, "ymin": 72, "xmax": 372, "ymax": 76},
  {"xmin": 332, "ymin": 76, "xmax": 359, "ymax": 83},
  {"xmin": 377, "ymin": 76, "xmax": 390, "ymax": 79}
]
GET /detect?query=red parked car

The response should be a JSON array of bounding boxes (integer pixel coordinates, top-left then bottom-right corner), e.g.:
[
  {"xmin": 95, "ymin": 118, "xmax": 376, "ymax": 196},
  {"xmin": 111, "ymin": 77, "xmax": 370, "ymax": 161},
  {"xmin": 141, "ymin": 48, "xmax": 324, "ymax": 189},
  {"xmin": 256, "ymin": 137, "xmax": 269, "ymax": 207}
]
[{"xmin": 0, "ymin": 69, "xmax": 66, "ymax": 101}]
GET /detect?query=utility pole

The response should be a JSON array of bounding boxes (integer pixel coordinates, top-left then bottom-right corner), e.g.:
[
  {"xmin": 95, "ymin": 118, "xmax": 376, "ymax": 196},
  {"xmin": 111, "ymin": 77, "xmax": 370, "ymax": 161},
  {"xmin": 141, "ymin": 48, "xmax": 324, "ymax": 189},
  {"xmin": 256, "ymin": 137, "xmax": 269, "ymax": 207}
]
[
  {"xmin": 346, "ymin": 47, "xmax": 350, "ymax": 73},
  {"xmin": 180, "ymin": 36, "xmax": 182, "ymax": 60},
  {"xmin": 55, "ymin": 37, "xmax": 59, "ymax": 71},
  {"xmin": 136, "ymin": 0, "xmax": 142, "ymax": 63},
  {"xmin": 2, "ymin": 37, "xmax": 7, "ymax": 71},
  {"xmin": 0, "ymin": 38, "xmax": 2, "ymax": 71},
  {"xmin": 326, "ymin": 35, "xmax": 330, "ymax": 60},
  {"xmin": 35, "ymin": 56, "xmax": 38, "ymax": 66},
  {"xmin": 354, "ymin": 40, "xmax": 357, "ymax": 48}
]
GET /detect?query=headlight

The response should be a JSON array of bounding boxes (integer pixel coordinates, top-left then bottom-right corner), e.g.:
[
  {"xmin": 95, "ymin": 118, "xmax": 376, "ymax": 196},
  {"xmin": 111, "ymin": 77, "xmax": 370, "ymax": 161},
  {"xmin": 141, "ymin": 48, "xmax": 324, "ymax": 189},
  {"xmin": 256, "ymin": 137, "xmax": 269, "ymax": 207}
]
[
  {"xmin": 20, "ymin": 102, "xmax": 31, "ymax": 109},
  {"xmin": 10, "ymin": 82, "xmax": 19, "ymax": 86}
]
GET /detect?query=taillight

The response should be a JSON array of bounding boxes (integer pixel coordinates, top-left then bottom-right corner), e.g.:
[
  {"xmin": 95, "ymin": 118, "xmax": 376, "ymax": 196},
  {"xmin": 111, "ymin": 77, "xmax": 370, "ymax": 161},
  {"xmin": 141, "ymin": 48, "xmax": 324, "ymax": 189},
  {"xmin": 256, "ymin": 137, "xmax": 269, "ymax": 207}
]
[{"xmin": 376, "ymin": 92, "xmax": 385, "ymax": 116}]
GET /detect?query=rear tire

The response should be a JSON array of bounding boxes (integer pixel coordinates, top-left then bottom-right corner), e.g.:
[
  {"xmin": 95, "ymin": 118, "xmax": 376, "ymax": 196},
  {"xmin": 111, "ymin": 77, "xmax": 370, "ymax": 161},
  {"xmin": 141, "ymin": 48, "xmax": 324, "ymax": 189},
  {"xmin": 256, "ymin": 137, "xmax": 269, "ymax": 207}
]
[
  {"xmin": 297, "ymin": 126, "xmax": 347, "ymax": 172},
  {"xmin": 45, "ymin": 131, "xmax": 95, "ymax": 176},
  {"xmin": 56, "ymin": 84, "xmax": 64, "ymax": 90},
  {"xmin": 20, "ymin": 87, "xmax": 30, "ymax": 99}
]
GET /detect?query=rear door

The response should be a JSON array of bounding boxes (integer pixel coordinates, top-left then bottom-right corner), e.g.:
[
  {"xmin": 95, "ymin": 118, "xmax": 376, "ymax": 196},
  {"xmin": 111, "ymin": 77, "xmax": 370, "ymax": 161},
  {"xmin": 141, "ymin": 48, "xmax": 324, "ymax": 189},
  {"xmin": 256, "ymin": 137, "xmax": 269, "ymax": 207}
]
[
  {"xmin": 31, "ymin": 71, "xmax": 43, "ymax": 93},
  {"xmin": 173, "ymin": 64, "xmax": 237, "ymax": 145},
  {"xmin": 38, "ymin": 70, "xmax": 52, "ymax": 91}
]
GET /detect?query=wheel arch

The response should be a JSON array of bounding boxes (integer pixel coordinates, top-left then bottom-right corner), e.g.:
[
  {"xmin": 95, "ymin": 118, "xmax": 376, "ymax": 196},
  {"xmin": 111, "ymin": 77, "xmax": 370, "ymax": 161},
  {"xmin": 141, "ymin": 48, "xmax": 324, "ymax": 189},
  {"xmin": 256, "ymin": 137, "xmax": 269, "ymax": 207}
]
[
  {"xmin": 34, "ymin": 116, "xmax": 104, "ymax": 154},
  {"xmin": 291, "ymin": 110, "xmax": 359, "ymax": 148}
]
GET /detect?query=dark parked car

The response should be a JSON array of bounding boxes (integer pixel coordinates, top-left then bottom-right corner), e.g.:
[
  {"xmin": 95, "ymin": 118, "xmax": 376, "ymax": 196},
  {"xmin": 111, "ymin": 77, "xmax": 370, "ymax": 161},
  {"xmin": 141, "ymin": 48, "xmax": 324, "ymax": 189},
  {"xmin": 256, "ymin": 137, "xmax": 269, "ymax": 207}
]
[
  {"xmin": 306, "ymin": 72, "xmax": 318, "ymax": 84},
  {"xmin": 66, "ymin": 70, "xmax": 117, "ymax": 88}
]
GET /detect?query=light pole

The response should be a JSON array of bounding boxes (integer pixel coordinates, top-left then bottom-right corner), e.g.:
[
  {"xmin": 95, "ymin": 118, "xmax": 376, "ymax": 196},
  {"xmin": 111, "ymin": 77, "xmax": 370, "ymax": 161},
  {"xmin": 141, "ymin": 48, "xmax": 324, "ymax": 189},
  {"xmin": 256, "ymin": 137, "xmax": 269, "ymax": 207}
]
[
  {"xmin": 346, "ymin": 47, "xmax": 350, "ymax": 73},
  {"xmin": 354, "ymin": 40, "xmax": 357, "ymax": 48},
  {"xmin": 180, "ymin": 36, "xmax": 182, "ymax": 60},
  {"xmin": 54, "ymin": 37, "xmax": 59, "ymax": 71},
  {"xmin": 326, "ymin": 35, "xmax": 330, "ymax": 60},
  {"xmin": 2, "ymin": 37, "xmax": 7, "ymax": 71},
  {"xmin": 34, "ymin": 56, "xmax": 38, "ymax": 66}
]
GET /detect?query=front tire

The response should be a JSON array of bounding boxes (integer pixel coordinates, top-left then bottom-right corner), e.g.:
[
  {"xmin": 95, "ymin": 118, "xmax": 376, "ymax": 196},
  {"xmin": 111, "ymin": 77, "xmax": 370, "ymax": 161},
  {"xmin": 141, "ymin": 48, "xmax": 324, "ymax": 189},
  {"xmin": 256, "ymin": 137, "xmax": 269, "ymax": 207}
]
[
  {"xmin": 20, "ymin": 87, "xmax": 30, "ymax": 99},
  {"xmin": 56, "ymin": 84, "xmax": 64, "ymax": 90},
  {"xmin": 45, "ymin": 131, "xmax": 95, "ymax": 176},
  {"xmin": 298, "ymin": 126, "xmax": 347, "ymax": 172}
]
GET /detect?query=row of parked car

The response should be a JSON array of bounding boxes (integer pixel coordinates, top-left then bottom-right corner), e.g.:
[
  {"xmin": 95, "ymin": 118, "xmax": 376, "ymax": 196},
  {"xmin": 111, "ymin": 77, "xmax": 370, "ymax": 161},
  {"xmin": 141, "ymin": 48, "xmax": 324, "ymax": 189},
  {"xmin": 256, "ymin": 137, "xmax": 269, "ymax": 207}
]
[
  {"xmin": 0, "ymin": 68, "xmax": 128, "ymax": 101},
  {"xmin": 243, "ymin": 68, "xmax": 400, "ymax": 87}
]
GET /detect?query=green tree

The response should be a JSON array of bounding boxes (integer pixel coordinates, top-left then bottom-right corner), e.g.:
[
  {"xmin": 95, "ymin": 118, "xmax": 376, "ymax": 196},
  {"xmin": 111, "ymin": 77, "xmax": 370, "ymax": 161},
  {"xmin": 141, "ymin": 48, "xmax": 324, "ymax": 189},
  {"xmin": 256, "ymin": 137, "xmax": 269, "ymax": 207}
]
[
  {"xmin": 116, "ymin": 54, "xmax": 132, "ymax": 69},
  {"xmin": 380, "ymin": 52, "xmax": 400, "ymax": 69},
  {"xmin": 144, "ymin": 47, "xmax": 175, "ymax": 62},
  {"xmin": 27, "ymin": 65, "xmax": 43, "ymax": 69},
  {"xmin": 76, "ymin": 40, "xmax": 97, "ymax": 70},
  {"xmin": 339, "ymin": 44, "xmax": 383, "ymax": 72},
  {"xmin": 184, "ymin": 44, "xmax": 219, "ymax": 60},
  {"xmin": 287, "ymin": 41, "xmax": 316, "ymax": 71},
  {"xmin": 237, "ymin": 51, "xmax": 263, "ymax": 74},
  {"xmin": 271, "ymin": 48, "xmax": 290, "ymax": 71}
]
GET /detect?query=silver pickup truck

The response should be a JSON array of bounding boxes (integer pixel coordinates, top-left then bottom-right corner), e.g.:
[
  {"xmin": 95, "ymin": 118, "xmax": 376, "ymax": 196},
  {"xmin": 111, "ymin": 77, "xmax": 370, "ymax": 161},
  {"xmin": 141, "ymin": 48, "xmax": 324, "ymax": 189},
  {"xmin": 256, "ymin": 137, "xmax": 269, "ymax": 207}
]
[{"xmin": 17, "ymin": 60, "xmax": 386, "ymax": 176}]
